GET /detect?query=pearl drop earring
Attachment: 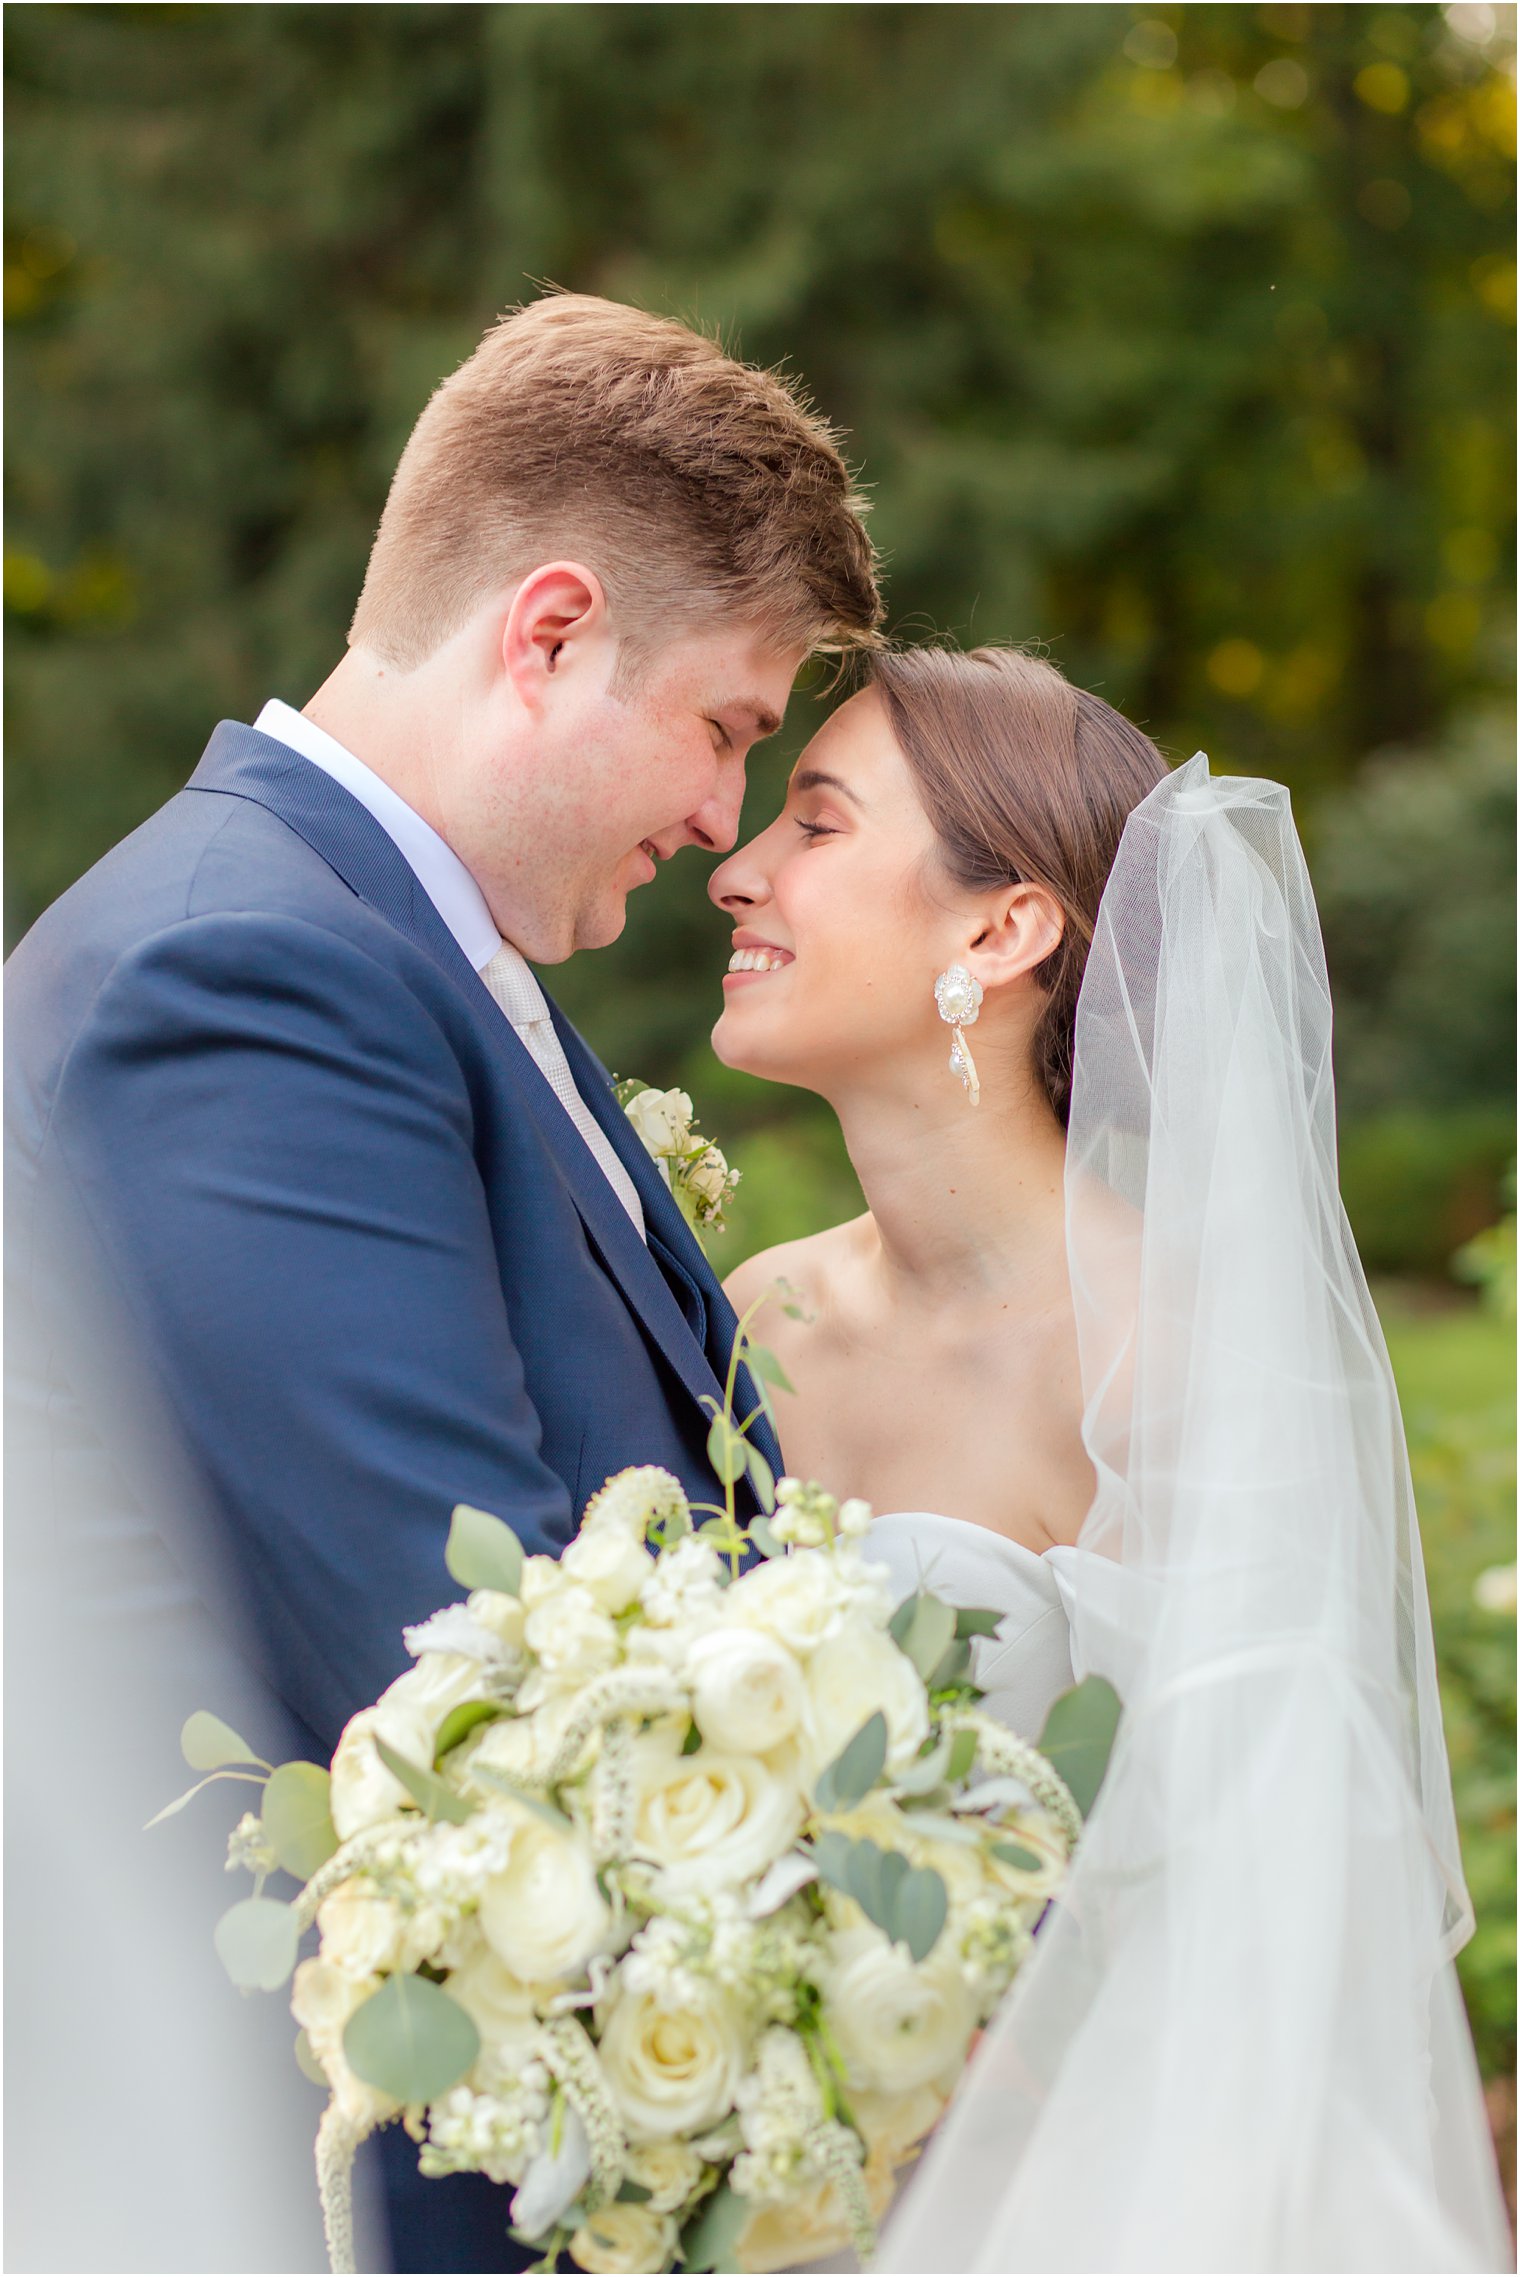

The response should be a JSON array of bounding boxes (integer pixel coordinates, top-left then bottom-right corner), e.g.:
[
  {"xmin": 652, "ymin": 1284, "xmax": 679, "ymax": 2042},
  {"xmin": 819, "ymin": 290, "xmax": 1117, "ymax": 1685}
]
[{"xmin": 934, "ymin": 963, "xmax": 984, "ymax": 1105}]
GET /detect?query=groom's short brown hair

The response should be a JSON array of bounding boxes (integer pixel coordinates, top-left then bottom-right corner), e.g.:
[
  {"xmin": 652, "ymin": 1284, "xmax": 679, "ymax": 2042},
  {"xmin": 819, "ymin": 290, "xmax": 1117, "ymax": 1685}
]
[{"xmin": 350, "ymin": 293, "xmax": 881, "ymax": 670}]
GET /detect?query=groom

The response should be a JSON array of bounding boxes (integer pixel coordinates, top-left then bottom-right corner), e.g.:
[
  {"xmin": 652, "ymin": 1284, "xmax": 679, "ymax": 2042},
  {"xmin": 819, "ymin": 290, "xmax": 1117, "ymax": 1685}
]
[{"xmin": 4, "ymin": 292, "xmax": 879, "ymax": 2272}]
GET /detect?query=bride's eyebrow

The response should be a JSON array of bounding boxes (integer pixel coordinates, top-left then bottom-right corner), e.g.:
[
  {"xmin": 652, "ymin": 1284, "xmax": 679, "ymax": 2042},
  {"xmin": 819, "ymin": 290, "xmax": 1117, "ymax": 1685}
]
[{"xmin": 789, "ymin": 767, "xmax": 866, "ymax": 810}]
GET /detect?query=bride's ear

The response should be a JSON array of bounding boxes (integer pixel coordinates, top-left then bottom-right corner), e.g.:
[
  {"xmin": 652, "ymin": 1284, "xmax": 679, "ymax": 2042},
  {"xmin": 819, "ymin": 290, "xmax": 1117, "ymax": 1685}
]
[{"xmin": 967, "ymin": 882, "xmax": 1065, "ymax": 993}]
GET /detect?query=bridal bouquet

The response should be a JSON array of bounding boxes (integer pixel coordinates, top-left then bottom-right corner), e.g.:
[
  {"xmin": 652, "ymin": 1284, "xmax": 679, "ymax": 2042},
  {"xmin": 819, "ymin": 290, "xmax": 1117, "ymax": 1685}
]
[{"xmin": 161, "ymin": 1309, "xmax": 1115, "ymax": 2275}]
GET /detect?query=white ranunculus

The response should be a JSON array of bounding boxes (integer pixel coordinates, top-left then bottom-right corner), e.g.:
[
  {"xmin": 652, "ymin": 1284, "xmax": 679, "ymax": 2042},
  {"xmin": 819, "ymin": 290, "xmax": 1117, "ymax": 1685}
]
[
  {"xmin": 329, "ymin": 1694, "xmax": 435, "ymax": 1840},
  {"xmin": 804, "ymin": 1618, "xmax": 929, "ymax": 1780},
  {"xmin": 687, "ymin": 1627, "xmax": 806, "ymax": 1754},
  {"xmin": 478, "ymin": 1814, "xmax": 612, "ymax": 1986},
  {"xmin": 290, "ymin": 1959, "xmax": 397, "ymax": 2133},
  {"xmin": 598, "ymin": 1979, "xmax": 748, "ymax": 2142},
  {"xmin": 468, "ymin": 1588, "xmax": 527, "ymax": 1650},
  {"xmin": 726, "ymin": 1552, "xmax": 855, "ymax": 1657},
  {"xmin": 569, "ymin": 2200, "xmax": 680, "ymax": 2274},
  {"xmin": 445, "ymin": 1943, "xmax": 541, "ymax": 2070},
  {"xmin": 316, "ymin": 1879, "xmax": 406, "ymax": 1978},
  {"xmin": 381, "ymin": 1649, "xmax": 488, "ymax": 1733},
  {"xmin": 623, "ymin": 1087, "xmax": 694, "ymax": 1160},
  {"xmin": 822, "ymin": 1922, "xmax": 976, "ymax": 2094},
  {"xmin": 630, "ymin": 1728, "xmax": 804, "ymax": 1897},
  {"xmin": 523, "ymin": 1582, "xmax": 618, "ymax": 1688},
  {"xmin": 519, "ymin": 1554, "xmax": 568, "ymax": 1611},
  {"xmin": 622, "ymin": 2137, "xmax": 708, "ymax": 2214},
  {"xmin": 562, "ymin": 1519, "xmax": 653, "ymax": 1615}
]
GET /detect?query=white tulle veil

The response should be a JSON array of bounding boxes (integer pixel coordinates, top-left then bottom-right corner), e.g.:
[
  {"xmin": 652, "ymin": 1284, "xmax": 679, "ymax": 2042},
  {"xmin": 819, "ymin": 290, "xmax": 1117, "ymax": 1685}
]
[{"xmin": 877, "ymin": 756, "xmax": 1510, "ymax": 2273}]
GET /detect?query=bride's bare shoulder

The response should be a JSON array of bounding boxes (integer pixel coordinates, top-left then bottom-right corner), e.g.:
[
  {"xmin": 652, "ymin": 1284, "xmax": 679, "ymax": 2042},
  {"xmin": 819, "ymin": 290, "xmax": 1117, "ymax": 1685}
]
[{"xmin": 722, "ymin": 1215, "xmax": 871, "ymax": 1336}]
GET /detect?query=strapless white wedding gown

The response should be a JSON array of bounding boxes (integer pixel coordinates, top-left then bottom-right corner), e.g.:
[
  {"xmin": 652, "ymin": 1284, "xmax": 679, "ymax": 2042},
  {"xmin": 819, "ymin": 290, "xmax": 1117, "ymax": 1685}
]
[
  {"xmin": 803, "ymin": 1511, "xmax": 1102, "ymax": 2277},
  {"xmin": 866, "ymin": 1510, "xmax": 1088, "ymax": 1736}
]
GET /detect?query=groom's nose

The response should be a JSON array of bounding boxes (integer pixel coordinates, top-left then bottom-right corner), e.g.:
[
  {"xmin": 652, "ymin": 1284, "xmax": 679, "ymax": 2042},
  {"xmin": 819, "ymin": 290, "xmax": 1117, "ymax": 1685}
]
[{"xmin": 684, "ymin": 755, "xmax": 747, "ymax": 855}]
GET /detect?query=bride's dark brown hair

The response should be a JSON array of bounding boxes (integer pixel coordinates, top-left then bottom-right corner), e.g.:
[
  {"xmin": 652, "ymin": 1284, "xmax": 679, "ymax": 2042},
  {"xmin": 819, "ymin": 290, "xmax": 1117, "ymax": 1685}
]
[{"xmin": 870, "ymin": 645, "xmax": 1168, "ymax": 1126}]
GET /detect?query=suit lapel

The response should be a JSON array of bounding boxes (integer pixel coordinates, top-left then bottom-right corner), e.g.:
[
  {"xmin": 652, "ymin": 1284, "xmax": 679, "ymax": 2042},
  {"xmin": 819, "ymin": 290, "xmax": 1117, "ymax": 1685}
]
[{"xmin": 185, "ymin": 724, "xmax": 754, "ymax": 1448}]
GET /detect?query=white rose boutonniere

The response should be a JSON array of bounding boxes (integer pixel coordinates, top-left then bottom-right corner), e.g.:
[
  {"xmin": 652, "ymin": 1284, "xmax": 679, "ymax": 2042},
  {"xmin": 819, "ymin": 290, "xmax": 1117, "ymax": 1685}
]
[{"xmin": 614, "ymin": 1076, "xmax": 740, "ymax": 1246}]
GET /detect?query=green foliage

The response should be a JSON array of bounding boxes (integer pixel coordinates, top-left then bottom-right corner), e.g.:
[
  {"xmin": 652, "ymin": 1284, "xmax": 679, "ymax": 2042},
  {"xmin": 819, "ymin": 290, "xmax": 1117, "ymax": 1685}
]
[
  {"xmin": 813, "ymin": 1710, "xmax": 888, "ymax": 1811},
  {"xmin": 180, "ymin": 1710, "xmax": 262, "ymax": 1772},
  {"xmin": 1037, "ymin": 1677, "xmax": 1124, "ymax": 1817},
  {"xmin": 679, "ymin": 2178, "xmax": 748, "ymax": 2273},
  {"xmin": 213, "ymin": 1894, "xmax": 300, "ymax": 1991},
  {"xmin": 342, "ymin": 1972, "xmax": 480, "ymax": 2106},
  {"xmin": 1339, "ymin": 1106, "xmax": 1515, "ymax": 1276},
  {"xmin": 261, "ymin": 1760, "xmax": 339, "ymax": 1879},
  {"xmin": 810, "ymin": 1827, "xmax": 949, "ymax": 1963},
  {"xmin": 1383, "ymin": 1286, "xmax": 1516, "ymax": 2081},
  {"xmin": 444, "ymin": 1502, "xmax": 524, "ymax": 1596},
  {"xmin": 374, "ymin": 1735, "xmax": 475, "ymax": 1825}
]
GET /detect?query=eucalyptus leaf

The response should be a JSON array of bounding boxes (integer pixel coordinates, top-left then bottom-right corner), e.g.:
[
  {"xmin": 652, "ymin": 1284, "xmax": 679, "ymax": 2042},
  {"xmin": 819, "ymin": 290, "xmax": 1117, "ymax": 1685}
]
[
  {"xmin": 895, "ymin": 1866, "xmax": 949, "ymax": 1964},
  {"xmin": 1037, "ymin": 1676, "xmax": 1123, "ymax": 1816},
  {"xmin": 748, "ymin": 1515, "xmax": 784, "ymax": 1560},
  {"xmin": 616, "ymin": 2181, "xmax": 653, "ymax": 2205},
  {"xmin": 896, "ymin": 1806, "xmax": 982, "ymax": 1847},
  {"xmin": 262, "ymin": 1760, "xmax": 339, "ymax": 1879},
  {"xmin": 374, "ymin": 1736, "xmax": 474, "ymax": 1825},
  {"xmin": 444, "ymin": 1503, "xmax": 525, "ymax": 1597},
  {"xmin": 744, "ymin": 1441, "xmax": 776, "ymax": 1514},
  {"xmin": 743, "ymin": 1343, "xmax": 795, "ymax": 1396},
  {"xmin": 954, "ymin": 1606, "xmax": 1004, "ymax": 1640},
  {"xmin": 705, "ymin": 1415, "xmax": 748, "ymax": 1486},
  {"xmin": 344, "ymin": 1973, "xmax": 480, "ymax": 2106},
  {"xmin": 900, "ymin": 1595, "xmax": 957, "ymax": 1684},
  {"xmin": 888, "ymin": 1594, "xmax": 919, "ymax": 1648},
  {"xmin": 680, "ymin": 2180, "xmax": 748, "ymax": 2273},
  {"xmin": 214, "ymin": 1896, "xmax": 300, "ymax": 1991},
  {"xmin": 946, "ymin": 1729, "xmax": 979, "ymax": 1784},
  {"xmin": 926, "ymin": 1637, "xmax": 973, "ymax": 1692},
  {"xmin": 847, "ymin": 1840, "xmax": 909, "ymax": 1937},
  {"xmin": 814, "ymin": 1711, "xmax": 888, "ymax": 1812},
  {"xmin": 434, "ymin": 1700, "xmax": 504, "ymax": 1761},
  {"xmin": 809, "ymin": 1828, "xmax": 857, "ymax": 1896},
  {"xmin": 680, "ymin": 1721, "xmax": 704, "ymax": 1756},
  {"xmin": 181, "ymin": 1710, "xmax": 262, "ymax": 1771}
]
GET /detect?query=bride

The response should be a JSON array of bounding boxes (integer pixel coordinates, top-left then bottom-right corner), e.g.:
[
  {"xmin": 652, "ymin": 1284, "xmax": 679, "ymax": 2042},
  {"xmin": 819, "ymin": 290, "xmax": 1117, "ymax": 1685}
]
[{"xmin": 708, "ymin": 644, "xmax": 1511, "ymax": 2272}]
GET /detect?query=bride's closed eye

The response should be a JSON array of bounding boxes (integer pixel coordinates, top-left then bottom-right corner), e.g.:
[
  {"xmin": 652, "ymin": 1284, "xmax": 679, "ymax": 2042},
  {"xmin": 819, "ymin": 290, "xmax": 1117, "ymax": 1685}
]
[{"xmin": 794, "ymin": 817, "xmax": 839, "ymax": 841}]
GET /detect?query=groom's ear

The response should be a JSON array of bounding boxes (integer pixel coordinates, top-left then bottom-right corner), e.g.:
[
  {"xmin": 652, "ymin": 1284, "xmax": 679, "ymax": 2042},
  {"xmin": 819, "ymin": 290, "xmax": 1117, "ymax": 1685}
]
[
  {"xmin": 969, "ymin": 882, "xmax": 1065, "ymax": 993},
  {"xmin": 501, "ymin": 562, "xmax": 612, "ymax": 710}
]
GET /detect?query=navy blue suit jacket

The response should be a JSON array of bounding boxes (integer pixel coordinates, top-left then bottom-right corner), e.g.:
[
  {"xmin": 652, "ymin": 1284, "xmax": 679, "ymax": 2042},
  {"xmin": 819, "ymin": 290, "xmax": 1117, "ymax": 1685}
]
[{"xmin": 5, "ymin": 721, "xmax": 780, "ymax": 2271}]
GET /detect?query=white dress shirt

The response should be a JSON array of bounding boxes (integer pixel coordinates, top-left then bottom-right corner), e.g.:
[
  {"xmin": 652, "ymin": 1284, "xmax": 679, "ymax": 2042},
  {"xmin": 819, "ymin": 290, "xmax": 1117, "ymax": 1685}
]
[{"xmin": 253, "ymin": 700, "xmax": 646, "ymax": 1238}]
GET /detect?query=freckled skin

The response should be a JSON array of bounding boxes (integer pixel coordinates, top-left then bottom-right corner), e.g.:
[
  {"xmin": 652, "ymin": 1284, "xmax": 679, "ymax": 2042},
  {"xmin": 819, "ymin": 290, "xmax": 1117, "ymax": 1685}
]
[{"xmin": 709, "ymin": 690, "xmax": 1095, "ymax": 1551}]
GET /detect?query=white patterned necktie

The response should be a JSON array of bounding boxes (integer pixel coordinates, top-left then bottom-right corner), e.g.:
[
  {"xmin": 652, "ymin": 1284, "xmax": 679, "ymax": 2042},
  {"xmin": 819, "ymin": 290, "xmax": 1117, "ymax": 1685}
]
[{"xmin": 479, "ymin": 946, "xmax": 647, "ymax": 1239}]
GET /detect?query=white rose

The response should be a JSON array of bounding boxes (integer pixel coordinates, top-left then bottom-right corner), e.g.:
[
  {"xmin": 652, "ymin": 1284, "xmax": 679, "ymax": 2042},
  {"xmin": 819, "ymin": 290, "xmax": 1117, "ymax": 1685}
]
[
  {"xmin": 630, "ymin": 1727, "xmax": 804, "ymax": 1896},
  {"xmin": 726, "ymin": 1553, "xmax": 854, "ymax": 1657},
  {"xmin": 562, "ymin": 1520, "xmax": 653, "ymax": 1615},
  {"xmin": 686, "ymin": 1627, "xmax": 806, "ymax": 1754},
  {"xmin": 478, "ymin": 1814, "xmax": 612, "ymax": 1986},
  {"xmin": 445, "ymin": 1943, "xmax": 541, "ymax": 2072},
  {"xmin": 598, "ymin": 1978, "xmax": 748, "ymax": 2141},
  {"xmin": 822, "ymin": 1922, "xmax": 976, "ymax": 2094},
  {"xmin": 624, "ymin": 1087, "xmax": 694, "ymax": 1159},
  {"xmin": 329, "ymin": 1694, "xmax": 435, "ymax": 1840},
  {"xmin": 523, "ymin": 1582, "xmax": 618, "ymax": 1688},
  {"xmin": 804, "ymin": 1619, "xmax": 929, "ymax": 1780},
  {"xmin": 290, "ymin": 1958, "xmax": 397, "ymax": 2132},
  {"xmin": 316, "ymin": 1879, "xmax": 405, "ymax": 1977},
  {"xmin": 569, "ymin": 2200, "xmax": 680, "ymax": 2274},
  {"xmin": 622, "ymin": 2137, "xmax": 708, "ymax": 2213}
]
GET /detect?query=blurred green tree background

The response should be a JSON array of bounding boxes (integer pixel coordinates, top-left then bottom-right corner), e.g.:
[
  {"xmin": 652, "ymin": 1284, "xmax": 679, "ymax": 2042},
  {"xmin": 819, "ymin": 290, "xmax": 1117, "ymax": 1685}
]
[{"xmin": 5, "ymin": 0, "xmax": 1515, "ymax": 2115}]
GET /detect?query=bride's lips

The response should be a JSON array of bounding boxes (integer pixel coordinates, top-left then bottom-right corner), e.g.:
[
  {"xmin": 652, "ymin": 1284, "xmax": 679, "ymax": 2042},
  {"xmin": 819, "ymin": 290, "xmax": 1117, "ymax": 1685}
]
[
  {"xmin": 628, "ymin": 841, "xmax": 658, "ymax": 887},
  {"xmin": 722, "ymin": 935, "xmax": 795, "ymax": 991}
]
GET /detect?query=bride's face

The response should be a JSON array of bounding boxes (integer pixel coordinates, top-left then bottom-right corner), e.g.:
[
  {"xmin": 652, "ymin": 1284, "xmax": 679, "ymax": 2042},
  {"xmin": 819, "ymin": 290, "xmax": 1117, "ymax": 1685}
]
[{"xmin": 708, "ymin": 687, "xmax": 976, "ymax": 1097}]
